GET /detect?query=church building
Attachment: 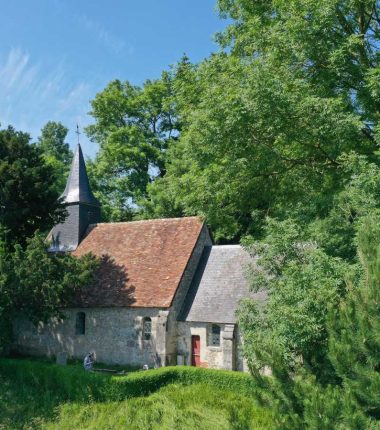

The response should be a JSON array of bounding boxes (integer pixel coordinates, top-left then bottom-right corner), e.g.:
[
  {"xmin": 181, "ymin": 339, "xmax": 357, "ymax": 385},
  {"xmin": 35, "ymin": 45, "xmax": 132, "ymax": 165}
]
[{"xmin": 13, "ymin": 144, "xmax": 265, "ymax": 371}]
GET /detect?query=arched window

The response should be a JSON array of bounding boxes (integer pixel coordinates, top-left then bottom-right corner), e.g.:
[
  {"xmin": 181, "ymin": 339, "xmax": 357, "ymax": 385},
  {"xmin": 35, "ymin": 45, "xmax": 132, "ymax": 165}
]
[
  {"xmin": 75, "ymin": 312, "xmax": 86, "ymax": 335},
  {"xmin": 211, "ymin": 324, "xmax": 220, "ymax": 346},
  {"xmin": 143, "ymin": 317, "xmax": 152, "ymax": 340}
]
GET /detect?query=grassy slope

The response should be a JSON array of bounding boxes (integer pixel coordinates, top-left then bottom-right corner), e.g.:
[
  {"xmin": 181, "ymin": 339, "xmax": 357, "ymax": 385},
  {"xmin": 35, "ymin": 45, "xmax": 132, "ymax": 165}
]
[{"xmin": 0, "ymin": 358, "xmax": 275, "ymax": 430}]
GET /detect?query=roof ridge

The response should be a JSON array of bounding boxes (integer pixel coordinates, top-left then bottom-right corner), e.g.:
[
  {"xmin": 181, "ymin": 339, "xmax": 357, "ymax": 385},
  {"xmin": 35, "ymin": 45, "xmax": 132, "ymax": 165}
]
[
  {"xmin": 91, "ymin": 216, "xmax": 202, "ymax": 227},
  {"xmin": 211, "ymin": 244, "xmax": 242, "ymax": 248}
]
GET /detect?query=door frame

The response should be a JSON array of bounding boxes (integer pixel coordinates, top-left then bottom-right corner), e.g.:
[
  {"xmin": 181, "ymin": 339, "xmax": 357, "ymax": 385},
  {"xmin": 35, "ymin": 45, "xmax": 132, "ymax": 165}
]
[{"xmin": 191, "ymin": 335, "xmax": 201, "ymax": 366}]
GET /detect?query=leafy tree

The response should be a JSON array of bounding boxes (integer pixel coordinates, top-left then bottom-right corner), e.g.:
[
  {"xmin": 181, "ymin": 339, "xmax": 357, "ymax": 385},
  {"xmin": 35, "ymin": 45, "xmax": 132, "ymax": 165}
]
[
  {"xmin": 37, "ymin": 121, "xmax": 73, "ymax": 194},
  {"xmin": 240, "ymin": 216, "xmax": 380, "ymax": 429},
  {"xmin": 0, "ymin": 233, "xmax": 98, "ymax": 352},
  {"xmin": 309, "ymin": 152, "xmax": 380, "ymax": 260},
  {"xmin": 86, "ymin": 73, "xmax": 178, "ymax": 221},
  {"xmin": 37, "ymin": 121, "xmax": 72, "ymax": 166},
  {"xmin": 145, "ymin": 53, "xmax": 363, "ymax": 240},
  {"xmin": 217, "ymin": 0, "xmax": 380, "ymax": 131},
  {"xmin": 143, "ymin": 0, "xmax": 380, "ymax": 241},
  {"xmin": 0, "ymin": 126, "xmax": 66, "ymax": 247},
  {"xmin": 240, "ymin": 218, "xmax": 349, "ymax": 376}
]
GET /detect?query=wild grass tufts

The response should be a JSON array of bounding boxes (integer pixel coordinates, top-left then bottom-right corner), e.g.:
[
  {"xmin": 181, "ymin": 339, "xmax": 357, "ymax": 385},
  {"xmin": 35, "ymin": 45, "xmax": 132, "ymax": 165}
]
[{"xmin": 0, "ymin": 358, "xmax": 274, "ymax": 430}]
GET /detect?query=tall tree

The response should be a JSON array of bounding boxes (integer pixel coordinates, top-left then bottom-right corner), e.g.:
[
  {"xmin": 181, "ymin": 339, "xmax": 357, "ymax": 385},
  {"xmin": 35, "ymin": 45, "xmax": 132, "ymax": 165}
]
[
  {"xmin": 0, "ymin": 126, "xmax": 66, "ymax": 247},
  {"xmin": 86, "ymin": 73, "xmax": 178, "ymax": 221},
  {"xmin": 323, "ymin": 215, "xmax": 380, "ymax": 427},
  {"xmin": 37, "ymin": 121, "xmax": 72, "ymax": 165},
  {"xmin": 144, "ymin": 53, "xmax": 364, "ymax": 240},
  {"xmin": 217, "ymin": 0, "xmax": 380, "ymax": 129},
  {"xmin": 144, "ymin": 0, "xmax": 380, "ymax": 241},
  {"xmin": 247, "ymin": 215, "xmax": 380, "ymax": 429},
  {"xmin": 37, "ymin": 121, "xmax": 73, "ymax": 194}
]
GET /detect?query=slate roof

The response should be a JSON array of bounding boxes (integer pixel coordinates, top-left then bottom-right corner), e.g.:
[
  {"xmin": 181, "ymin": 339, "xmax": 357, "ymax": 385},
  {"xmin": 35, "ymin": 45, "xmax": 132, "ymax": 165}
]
[
  {"xmin": 179, "ymin": 245, "xmax": 267, "ymax": 324},
  {"xmin": 72, "ymin": 217, "xmax": 204, "ymax": 308},
  {"xmin": 61, "ymin": 144, "xmax": 100, "ymax": 206}
]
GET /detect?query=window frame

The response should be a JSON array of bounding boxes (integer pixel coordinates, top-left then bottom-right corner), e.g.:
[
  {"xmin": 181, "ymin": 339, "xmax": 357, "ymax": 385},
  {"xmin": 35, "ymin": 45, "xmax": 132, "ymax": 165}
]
[
  {"xmin": 143, "ymin": 317, "xmax": 152, "ymax": 341},
  {"xmin": 209, "ymin": 324, "xmax": 221, "ymax": 347},
  {"xmin": 75, "ymin": 312, "xmax": 86, "ymax": 335}
]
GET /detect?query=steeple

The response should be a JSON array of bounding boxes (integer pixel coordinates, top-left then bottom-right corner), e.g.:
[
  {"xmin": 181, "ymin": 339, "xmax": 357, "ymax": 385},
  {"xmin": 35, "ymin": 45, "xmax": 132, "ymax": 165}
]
[
  {"xmin": 49, "ymin": 143, "xmax": 101, "ymax": 252},
  {"xmin": 60, "ymin": 144, "xmax": 100, "ymax": 206}
]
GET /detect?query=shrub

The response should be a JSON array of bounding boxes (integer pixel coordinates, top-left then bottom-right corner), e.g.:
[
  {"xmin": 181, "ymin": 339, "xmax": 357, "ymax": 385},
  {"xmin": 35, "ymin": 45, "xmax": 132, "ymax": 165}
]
[{"xmin": 0, "ymin": 358, "xmax": 260, "ymax": 402}]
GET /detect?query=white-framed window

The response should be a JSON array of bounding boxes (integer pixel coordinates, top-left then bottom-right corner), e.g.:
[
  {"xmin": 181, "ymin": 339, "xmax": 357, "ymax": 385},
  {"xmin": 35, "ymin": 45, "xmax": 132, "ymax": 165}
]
[
  {"xmin": 143, "ymin": 317, "xmax": 152, "ymax": 340},
  {"xmin": 210, "ymin": 324, "xmax": 221, "ymax": 347}
]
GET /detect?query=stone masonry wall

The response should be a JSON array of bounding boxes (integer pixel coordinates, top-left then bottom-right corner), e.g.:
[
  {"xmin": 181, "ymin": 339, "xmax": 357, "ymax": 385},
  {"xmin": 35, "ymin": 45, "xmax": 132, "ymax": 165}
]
[
  {"xmin": 13, "ymin": 307, "xmax": 166, "ymax": 367},
  {"xmin": 177, "ymin": 322, "xmax": 233, "ymax": 369},
  {"xmin": 165, "ymin": 225, "xmax": 212, "ymax": 364}
]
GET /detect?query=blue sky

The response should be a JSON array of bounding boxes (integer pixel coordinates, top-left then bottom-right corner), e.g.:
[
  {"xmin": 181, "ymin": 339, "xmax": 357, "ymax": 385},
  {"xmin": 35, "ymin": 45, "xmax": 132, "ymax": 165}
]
[{"xmin": 0, "ymin": 0, "xmax": 228, "ymax": 157}]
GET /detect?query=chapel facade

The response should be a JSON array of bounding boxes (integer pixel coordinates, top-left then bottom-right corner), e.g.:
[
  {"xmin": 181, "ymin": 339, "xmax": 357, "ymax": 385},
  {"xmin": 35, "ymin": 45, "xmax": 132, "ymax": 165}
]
[{"xmin": 13, "ymin": 144, "xmax": 265, "ymax": 371}]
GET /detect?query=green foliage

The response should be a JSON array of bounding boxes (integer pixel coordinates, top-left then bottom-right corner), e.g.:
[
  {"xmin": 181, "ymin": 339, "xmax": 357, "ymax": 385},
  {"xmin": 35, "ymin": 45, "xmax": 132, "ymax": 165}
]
[
  {"xmin": 37, "ymin": 121, "xmax": 72, "ymax": 165},
  {"xmin": 309, "ymin": 152, "xmax": 380, "ymax": 260},
  {"xmin": 240, "ymin": 218, "xmax": 349, "ymax": 376},
  {"xmin": 0, "ymin": 358, "xmax": 274, "ymax": 430},
  {"xmin": 142, "ymin": 0, "xmax": 380, "ymax": 241},
  {"xmin": 217, "ymin": 0, "xmax": 380, "ymax": 125},
  {"xmin": 239, "ymin": 216, "xmax": 380, "ymax": 429},
  {"xmin": 144, "ymin": 49, "xmax": 365, "ymax": 240},
  {"xmin": 86, "ymin": 74, "xmax": 178, "ymax": 221},
  {"xmin": 82, "ymin": 1, "xmax": 380, "ymax": 243},
  {"xmin": 0, "ymin": 234, "xmax": 98, "ymax": 350},
  {"xmin": 0, "ymin": 126, "xmax": 66, "ymax": 247},
  {"xmin": 36, "ymin": 121, "xmax": 73, "ymax": 195},
  {"xmin": 324, "ymin": 215, "xmax": 380, "ymax": 427}
]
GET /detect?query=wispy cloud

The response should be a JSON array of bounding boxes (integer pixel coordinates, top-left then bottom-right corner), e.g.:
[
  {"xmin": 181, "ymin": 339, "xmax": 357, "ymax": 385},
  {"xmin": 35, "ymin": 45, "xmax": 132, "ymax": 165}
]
[
  {"xmin": 0, "ymin": 48, "xmax": 97, "ymax": 157},
  {"xmin": 75, "ymin": 13, "xmax": 131, "ymax": 56}
]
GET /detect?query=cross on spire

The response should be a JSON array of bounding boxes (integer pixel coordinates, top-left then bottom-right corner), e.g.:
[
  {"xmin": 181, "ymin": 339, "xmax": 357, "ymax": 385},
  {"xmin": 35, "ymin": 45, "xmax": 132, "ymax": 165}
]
[{"xmin": 75, "ymin": 124, "xmax": 81, "ymax": 145}]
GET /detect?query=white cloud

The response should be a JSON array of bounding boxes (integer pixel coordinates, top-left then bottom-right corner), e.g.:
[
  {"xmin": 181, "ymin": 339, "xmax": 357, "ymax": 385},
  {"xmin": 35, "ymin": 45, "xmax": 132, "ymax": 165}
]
[
  {"xmin": 75, "ymin": 13, "xmax": 131, "ymax": 56},
  {"xmin": 0, "ymin": 48, "xmax": 98, "ymax": 157},
  {"xmin": 0, "ymin": 48, "xmax": 35, "ymax": 92}
]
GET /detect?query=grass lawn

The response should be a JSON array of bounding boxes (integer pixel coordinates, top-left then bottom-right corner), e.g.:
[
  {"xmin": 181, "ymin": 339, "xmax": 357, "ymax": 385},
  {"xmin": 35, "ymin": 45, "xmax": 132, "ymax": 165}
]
[{"xmin": 0, "ymin": 358, "xmax": 275, "ymax": 430}]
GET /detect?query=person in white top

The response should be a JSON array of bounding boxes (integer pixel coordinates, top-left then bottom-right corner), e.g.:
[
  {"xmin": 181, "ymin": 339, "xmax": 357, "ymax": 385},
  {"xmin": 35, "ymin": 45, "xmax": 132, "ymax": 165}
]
[{"xmin": 83, "ymin": 352, "xmax": 95, "ymax": 371}]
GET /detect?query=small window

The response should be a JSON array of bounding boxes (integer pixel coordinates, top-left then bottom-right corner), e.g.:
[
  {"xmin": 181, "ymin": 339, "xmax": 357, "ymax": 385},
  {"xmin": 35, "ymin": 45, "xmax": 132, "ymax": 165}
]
[
  {"xmin": 143, "ymin": 317, "xmax": 152, "ymax": 340},
  {"xmin": 75, "ymin": 312, "xmax": 86, "ymax": 335},
  {"xmin": 211, "ymin": 324, "xmax": 220, "ymax": 346}
]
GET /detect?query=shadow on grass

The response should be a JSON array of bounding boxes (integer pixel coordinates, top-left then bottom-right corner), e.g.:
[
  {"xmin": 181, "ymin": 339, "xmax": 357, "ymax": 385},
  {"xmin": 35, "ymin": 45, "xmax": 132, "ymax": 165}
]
[
  {"xmin": 0, "ymin": 358, "xmax": 119, "ymax": 429},
  {"xmin": 0, "ymin": 357, "xmax": 268, "ymax": 430}
]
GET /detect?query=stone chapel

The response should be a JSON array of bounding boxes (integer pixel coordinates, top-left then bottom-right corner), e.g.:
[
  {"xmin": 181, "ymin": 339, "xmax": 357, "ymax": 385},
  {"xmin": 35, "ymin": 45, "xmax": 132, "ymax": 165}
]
[{"xmin": 13, "ymin": 144, "xmax": 266, "ymax": 371}]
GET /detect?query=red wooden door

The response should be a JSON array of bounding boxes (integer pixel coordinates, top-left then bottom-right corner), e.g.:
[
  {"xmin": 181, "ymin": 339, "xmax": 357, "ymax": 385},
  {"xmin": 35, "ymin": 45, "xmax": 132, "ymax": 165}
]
[{"xmin": 191, "ymin": 335, "xmax": 201, "ymax": 366}]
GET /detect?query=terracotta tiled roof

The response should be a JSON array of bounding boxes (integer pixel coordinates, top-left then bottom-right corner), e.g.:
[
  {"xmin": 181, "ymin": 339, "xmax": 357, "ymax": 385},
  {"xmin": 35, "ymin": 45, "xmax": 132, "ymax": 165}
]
[{"xmin": 72, "ymin": 217, "xmax": 204, "ymax": 308}]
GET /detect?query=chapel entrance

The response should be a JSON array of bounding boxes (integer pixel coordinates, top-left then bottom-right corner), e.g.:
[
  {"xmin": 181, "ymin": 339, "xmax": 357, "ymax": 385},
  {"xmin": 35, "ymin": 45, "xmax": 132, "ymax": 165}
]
[{"xmin": 191, "ymin": 335, "xmax": 201, "ymax": 366}]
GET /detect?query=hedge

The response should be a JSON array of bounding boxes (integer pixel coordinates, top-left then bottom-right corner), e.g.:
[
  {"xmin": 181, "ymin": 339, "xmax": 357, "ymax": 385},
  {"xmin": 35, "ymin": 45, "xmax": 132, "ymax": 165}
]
[{"xmin": 0, "ymin": 358, "xmax": 259, "ymax": 402}]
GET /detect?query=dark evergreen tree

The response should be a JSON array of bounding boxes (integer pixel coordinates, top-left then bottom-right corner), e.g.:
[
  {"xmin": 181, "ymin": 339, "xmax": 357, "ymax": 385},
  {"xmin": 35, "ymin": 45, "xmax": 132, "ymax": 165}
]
[
  {"xmin": 0, "ymin": 126, "xmax": 66, "ymax": 247},
  {"xmin": 324, "ymin": 215, "xmax": 380, "ymax": 427},
  {"xmin": 249, "ymin": 216, "xmax": 380, "ymax": 429}
]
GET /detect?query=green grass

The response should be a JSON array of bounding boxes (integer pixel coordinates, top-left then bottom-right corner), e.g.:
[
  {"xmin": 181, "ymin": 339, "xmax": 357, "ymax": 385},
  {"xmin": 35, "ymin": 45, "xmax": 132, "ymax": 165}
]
[{"xmin": 0, "ymin": 358, "xmax": 275, "ymax": 430}]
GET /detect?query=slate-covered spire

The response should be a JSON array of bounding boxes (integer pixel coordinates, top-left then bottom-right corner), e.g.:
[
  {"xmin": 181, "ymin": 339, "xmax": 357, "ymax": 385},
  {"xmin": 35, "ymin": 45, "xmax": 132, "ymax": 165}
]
[
  {"xmin": 60, "ymin": 144, "xmax": 100, "ymax": 206},
  {"xmin": 48, "ymin": 143, "xmax": 101, "ymax": 252}
]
